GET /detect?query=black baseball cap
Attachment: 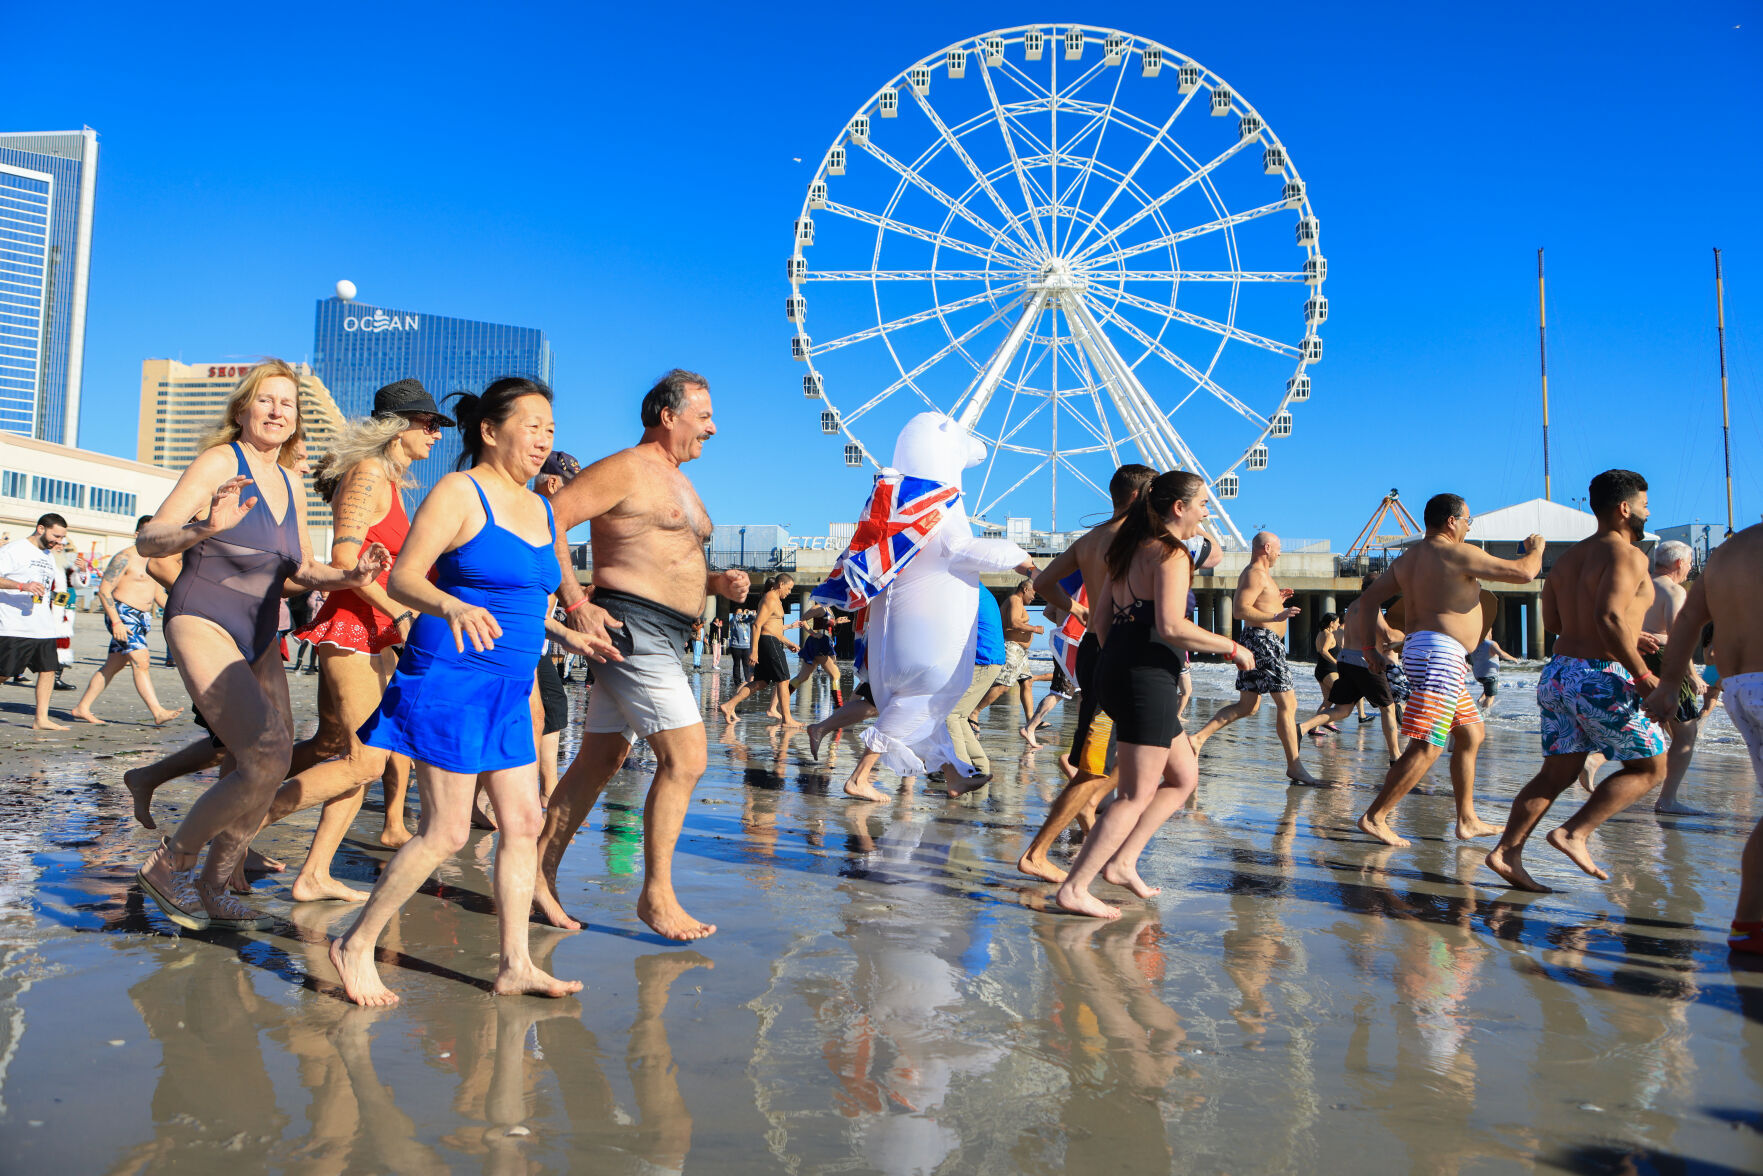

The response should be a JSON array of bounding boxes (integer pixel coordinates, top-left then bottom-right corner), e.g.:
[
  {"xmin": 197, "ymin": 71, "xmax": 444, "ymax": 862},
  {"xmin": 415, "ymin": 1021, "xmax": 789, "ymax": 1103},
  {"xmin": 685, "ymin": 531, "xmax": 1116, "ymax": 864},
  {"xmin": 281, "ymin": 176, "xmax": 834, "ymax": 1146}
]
[
  {"xmin": 372, "ymin": 378, "xmax": 455, "ymax": 426},
  {"xmin": 539, "ymin": 451, "xmax": 581, "ymax": 480}
]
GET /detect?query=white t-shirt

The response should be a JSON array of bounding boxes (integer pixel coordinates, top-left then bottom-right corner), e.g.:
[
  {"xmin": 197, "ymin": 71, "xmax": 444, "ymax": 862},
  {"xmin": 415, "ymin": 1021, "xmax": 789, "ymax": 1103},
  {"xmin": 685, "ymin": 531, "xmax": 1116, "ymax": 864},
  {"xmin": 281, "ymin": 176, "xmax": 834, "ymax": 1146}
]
[{"xmin": 0, "ymin": 539, "xmax": 62, "ymax": 639}]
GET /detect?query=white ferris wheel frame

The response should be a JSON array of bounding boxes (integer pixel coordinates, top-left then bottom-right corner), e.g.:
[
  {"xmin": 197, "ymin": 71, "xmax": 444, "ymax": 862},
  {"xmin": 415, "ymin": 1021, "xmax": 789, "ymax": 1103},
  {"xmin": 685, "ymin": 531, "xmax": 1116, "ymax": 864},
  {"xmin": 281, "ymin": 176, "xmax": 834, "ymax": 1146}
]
[{"xmin": 788, "ymin": 24, "xmax": 1325, "ymax": 548}]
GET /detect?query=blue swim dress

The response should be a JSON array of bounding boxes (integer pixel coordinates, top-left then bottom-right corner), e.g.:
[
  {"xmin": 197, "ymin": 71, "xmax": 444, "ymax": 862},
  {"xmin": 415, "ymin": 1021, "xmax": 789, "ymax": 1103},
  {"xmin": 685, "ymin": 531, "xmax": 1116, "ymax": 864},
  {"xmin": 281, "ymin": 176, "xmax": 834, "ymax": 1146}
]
[{"xmin": 359, "ymin": 475, "xmax": 560, "ymax": 774}]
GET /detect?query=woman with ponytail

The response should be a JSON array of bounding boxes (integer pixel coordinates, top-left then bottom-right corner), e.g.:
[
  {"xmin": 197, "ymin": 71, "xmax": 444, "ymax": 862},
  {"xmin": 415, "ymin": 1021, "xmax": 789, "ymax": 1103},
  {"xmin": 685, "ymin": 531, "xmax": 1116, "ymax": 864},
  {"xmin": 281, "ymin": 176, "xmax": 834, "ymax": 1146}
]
[
  {"xmin": 1054, "ymin": 471, "xmax": 1256, "ymax": 920},
  {"xmin": 330, "ymin": 377, "xmax": 597, "ymax": 1006}
]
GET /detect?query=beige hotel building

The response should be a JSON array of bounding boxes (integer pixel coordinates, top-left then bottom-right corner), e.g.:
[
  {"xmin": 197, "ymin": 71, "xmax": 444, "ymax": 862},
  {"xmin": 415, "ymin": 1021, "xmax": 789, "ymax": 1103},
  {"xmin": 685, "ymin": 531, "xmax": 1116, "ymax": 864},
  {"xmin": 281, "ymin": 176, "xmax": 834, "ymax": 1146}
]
[{"xmin": 138, "ymin": 359, "xmax": 347, "ymax": 552}]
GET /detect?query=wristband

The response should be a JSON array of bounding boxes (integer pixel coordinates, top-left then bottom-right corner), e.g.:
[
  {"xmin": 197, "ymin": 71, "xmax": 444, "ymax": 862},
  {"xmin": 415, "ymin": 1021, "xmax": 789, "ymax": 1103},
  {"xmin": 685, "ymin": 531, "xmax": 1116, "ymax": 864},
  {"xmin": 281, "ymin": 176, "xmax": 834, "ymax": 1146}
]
[
  {"xmin": 394, "ymin": 611, "xmax": 414, "ymax": 627},
  {"xmin": 1637, "ymin": 672, "xmax": 1660, "ymax": 691},
  {"xmin": 564, "ymin": 596, "xmax": 592, "ymax": 615}
]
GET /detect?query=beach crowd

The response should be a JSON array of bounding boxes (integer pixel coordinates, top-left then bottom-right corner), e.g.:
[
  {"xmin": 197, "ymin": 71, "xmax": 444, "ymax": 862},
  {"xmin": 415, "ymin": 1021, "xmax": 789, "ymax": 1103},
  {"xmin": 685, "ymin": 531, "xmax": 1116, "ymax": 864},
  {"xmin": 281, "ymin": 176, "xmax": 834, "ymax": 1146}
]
[{"xmin": 1, "ymin": 360, "xmax": 1756, "ymax": 1009}]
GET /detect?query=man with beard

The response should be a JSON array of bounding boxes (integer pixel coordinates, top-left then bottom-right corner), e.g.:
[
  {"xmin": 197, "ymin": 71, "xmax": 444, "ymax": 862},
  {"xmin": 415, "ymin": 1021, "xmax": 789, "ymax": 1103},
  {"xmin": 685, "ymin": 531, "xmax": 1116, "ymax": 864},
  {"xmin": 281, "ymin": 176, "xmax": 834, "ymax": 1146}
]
[
  {"xmin": 0, "ymin": 514, "xmax": 82, "ymax": 730},
  {"xmin": 1484, "ymin": 470, "xmax": 1667, "ymax": 891}
]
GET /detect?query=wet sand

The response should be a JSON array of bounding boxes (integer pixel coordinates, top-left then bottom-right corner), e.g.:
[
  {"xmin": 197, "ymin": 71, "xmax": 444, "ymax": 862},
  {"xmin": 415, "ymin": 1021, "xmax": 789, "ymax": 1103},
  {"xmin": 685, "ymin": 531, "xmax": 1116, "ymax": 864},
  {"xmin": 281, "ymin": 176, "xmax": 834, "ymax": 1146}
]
[{"xmin": 1, "ymin": 631, "xmax": 1759, "ymax": 1173}]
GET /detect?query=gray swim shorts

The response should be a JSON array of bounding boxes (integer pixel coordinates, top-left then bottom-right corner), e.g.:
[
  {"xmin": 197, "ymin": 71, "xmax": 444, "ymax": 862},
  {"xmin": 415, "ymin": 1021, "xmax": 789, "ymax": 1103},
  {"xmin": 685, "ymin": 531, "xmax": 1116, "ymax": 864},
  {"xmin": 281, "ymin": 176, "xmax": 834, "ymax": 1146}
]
[{"xmin": 582, "ymin": 589, "xmax": 704, "ymax": 740}]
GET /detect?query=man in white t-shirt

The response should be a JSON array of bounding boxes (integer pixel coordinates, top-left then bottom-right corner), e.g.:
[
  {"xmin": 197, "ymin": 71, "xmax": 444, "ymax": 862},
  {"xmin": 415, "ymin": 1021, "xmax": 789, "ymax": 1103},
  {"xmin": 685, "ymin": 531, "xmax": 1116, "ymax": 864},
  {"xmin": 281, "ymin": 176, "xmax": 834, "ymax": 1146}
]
[{"xmin": 0, "ymin": 513, "xmax": 75, "ymax": 729}]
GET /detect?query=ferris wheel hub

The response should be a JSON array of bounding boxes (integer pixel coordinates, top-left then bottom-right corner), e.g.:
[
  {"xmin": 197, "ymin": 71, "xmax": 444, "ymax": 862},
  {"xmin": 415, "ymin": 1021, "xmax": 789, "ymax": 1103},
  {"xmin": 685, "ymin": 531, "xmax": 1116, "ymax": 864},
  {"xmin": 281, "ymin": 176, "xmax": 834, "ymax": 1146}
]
[{"xmin": 1028, "ymin": 258, "xmax": 1087, "ymax": 295}]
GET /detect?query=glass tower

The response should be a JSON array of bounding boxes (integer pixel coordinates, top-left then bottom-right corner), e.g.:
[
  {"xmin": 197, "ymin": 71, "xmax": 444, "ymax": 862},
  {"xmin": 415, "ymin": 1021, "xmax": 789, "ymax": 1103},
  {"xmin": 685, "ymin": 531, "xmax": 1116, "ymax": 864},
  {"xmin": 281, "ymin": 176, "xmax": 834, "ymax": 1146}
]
[
  {"xmin": 312, "ymin": 296, "xmax": 555, "ymax": 502},
  {"xmin": 0, "ymin": 129, "xmax": 99, "ymax": 446}
]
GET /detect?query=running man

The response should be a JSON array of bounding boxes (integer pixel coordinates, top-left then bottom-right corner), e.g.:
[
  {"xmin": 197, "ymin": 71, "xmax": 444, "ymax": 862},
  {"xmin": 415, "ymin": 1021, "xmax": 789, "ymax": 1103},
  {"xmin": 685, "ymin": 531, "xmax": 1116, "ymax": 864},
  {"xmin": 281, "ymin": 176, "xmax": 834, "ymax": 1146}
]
[
  {"xmin": 1484, "ymin": 470, "xmax": 1666, "ymax": 890},
  {"xmin": 1357, "ymin": 494, "xmax": 1543, "ymax": 846},
  {"xmin": 1644, "ymin": 539, "xmax": 1707, "ymax": 814},
  {"xmin": 1470, "ymin": 636, "xmax": 1519, "ymax": 713},
  {"xmin": 968, "ymin": 579, "xmax": 1043, "ymax": 730},
  {"xmin": 1644, "ymin": 521, "xmax": 1763, "ymax": 953},
  {"xmin": 1190, "ymin": 531, "xmax": 1323, "ymax": 785},
  {"xmin": 536, "ymin": 369, "xmax": 748, "ymax": 941},
  {"xmin": 719, "ymin": 574, "xmax": 799, "ymax": 725},
  {"xmin": 1298, "ymin": 595, "xmax": 1403, "ymax": 762},
  {"xmin": 786, "ymin": 600, "xmax": 847, "ymax": 706},
  {"xmin": 70, "ymin": 515, "xmax": 185, "ymax": 725},
  {"xmin": 1018, "ymin": 463, "xmax": 1156, "ymax": 883}
]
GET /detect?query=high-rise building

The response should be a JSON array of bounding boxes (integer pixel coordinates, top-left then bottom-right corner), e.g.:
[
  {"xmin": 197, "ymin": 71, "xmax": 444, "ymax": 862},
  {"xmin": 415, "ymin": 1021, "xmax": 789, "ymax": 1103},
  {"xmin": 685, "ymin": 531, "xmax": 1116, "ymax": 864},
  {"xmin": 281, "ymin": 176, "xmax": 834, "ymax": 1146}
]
[
  {"xmin": 0, "ymin": 129, "xmax": 99, "ymax": 446},
  {"xmin": 312, "ymin": 289, "xmax": 554, "ymax": 502},
  {"xmin": 137, "ymin": 359, "xmax": 345, "ymax": 539}
]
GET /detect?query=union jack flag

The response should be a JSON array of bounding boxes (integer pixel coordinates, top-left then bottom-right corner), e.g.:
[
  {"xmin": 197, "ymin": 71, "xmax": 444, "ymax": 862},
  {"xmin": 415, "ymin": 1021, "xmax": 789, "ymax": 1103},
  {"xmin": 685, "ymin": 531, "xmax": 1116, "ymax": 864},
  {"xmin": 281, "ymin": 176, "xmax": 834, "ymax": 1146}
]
[
  {"xmin": 1047, "ymin": 569, "xmax": 1087, "ymax": 680},
  {"xmin": 811, "ymin": 471, "xmax": 961, "ymax": 672}
]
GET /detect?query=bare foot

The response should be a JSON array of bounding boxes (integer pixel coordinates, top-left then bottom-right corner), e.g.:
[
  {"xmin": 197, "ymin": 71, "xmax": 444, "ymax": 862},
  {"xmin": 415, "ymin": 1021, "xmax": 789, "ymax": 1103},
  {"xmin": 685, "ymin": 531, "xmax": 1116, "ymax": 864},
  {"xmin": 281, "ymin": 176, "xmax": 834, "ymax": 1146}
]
[
  {"xmin": 70, "ymin": 707, "xmax": 105, "ymax": 724},
  {"xmin": 1356, "ymin": 811, "xmax": 1411, "ymax": 848},
  {"xmin": 151, "ymin": 707, "xmax": 183, "ymax": 726},
  {"xmin": 291, "ymin": 874, "xmax": 369, "ymax": 903},
  {"xmin": 225, "ymin": 862, "xmax": 253, "ymax": 895},
  {"xmin": 33, "ymin": 717, "xmax": 69, "ymax": 731},
  {"xmin": 245, "ymin": 848, "xmax": 286, "ymax": 873},
  {"xmin": 1016, "ymin": 848, "xmax": 1068, "ymax": 884},
  {"xmin": 1484, "ymin": 845, "xmax": 1551, "ymax": 892},
  {"xmin": 330, "ymin": 935, "xmax": 398, "ymax": 1007},
  {"xmin": 123, "ymin": 768, "xmax": 158, "ymax": 830},
  {"xmin": 718, "ymin": 702, "xmax": 737, "ymax": 723},
  {"xmin": 1455, "ymin": 814, "xmax": 1499, "ymax": 839},
  {"xmin": 1101, "ymin": 862, "xmax": 1163, "ymax": 899},
  {"xmin": 1654, "ymin": 800, "xmax": 1705, "ymax": 816},
  {"xmin": 492, "ymin": 960, "xmax": 584, "ymax": 998},
  {"xmin": 1189, "ymin": 730, "xmax": 1211, "ymax": 753},
  {"xmin": 844, "ymin": 776, "xmax": 886, "ymax": 802},
  {"xmin": 530, "ymin": 871, "xmax": 583, "ymax": 931},
  {"xmin": 1020, "ymin": 725, "xmax": 1042, "ymax": 748},
  {"xmin": 378, "ymin": 825, "xmax": 412, "ymax": 849},
  {"xmin": 1285, "ymin": 763, "xmax": 1327, "ymax": 787},
  {"xmin": 637, "ymin": 889, "xmax": 717, "ymax": 941},
  {"xmin": 946, "ymin": 772, "xmax": 990, "ymax": 799},
  {"xmin": 1545, "ymin": 826, "xmax": 1609, "ymax": 882},
  {"xmin": 806, "ymin": 722, "xmax": 827, "ymax": 760},
  {"xmin": 1053, "ymin": 882, "xmax": 1121, "ymax": 920},
  {"xmin": 764, "ymin": 708, "xmax": 780, "ymax": 720}
]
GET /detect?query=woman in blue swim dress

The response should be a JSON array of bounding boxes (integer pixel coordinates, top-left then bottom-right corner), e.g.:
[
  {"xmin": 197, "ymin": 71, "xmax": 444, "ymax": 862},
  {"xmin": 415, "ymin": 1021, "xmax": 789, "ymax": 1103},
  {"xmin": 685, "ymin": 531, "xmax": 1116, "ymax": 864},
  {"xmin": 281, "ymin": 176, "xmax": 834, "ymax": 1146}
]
[{"xmin": 331, "ymin": 376, "xmax": 591, "ymax": 1007}]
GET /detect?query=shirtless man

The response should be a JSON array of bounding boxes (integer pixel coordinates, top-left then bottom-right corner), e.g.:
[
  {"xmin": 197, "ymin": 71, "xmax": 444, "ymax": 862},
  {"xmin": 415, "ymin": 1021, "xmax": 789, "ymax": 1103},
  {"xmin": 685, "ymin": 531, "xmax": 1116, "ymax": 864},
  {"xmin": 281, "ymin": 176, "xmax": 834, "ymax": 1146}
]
[
  {"xmin": 1643, "ymin": 540, "xmax": 1706, "ymax": 814},
  {"xmin": 1483, "ymin": 471, "xmax": 1667, "ymax": 890},
  {"xmin": 1017, "ymin": 464, "xmax": 1157, "ymax": 883},
  {"xmin": 534, "ymin": 370, "xmax": 749, "ymax": 941},
  {"xmin": 1644, "ymin": 522, "xmax": 1763, "ymax": 954},
  {"xmin": 967, "ymin": 579, "xmax": 1043, "ymax": 729},
  {"xmin": 719, "ymin": 574, "xmax": 799, "ymax": 725},
  {"xmin": 70, "ymin": 515, "xmax": 184, "ymax": 725},
  {"xmin": 1357, "ymin": 494, "xmax": 1543, "ymax": 846},
  {"xmin": 1191, "ymin": 532, "xmax": 1323, "ymax": 786},
  {"xmin": 1298, "ymin": 595, "xmax": 1403, "ymax": 762}
]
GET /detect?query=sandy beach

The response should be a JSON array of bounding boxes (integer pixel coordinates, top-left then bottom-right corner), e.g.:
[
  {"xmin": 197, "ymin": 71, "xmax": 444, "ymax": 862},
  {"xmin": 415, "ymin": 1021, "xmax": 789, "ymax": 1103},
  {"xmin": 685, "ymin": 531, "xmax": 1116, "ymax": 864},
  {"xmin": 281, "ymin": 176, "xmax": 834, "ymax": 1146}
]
[{"xmin": 0, "ymin": 628, "xmax": 1758, "ymax": 1173}]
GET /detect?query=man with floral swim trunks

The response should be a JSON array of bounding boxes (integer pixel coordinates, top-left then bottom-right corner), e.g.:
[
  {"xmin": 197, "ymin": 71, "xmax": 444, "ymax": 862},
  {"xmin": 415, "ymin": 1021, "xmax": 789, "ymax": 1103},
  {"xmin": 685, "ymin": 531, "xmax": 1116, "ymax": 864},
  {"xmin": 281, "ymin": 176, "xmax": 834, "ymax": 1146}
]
[
  {"xmin": 1355, "ymin": 493, "xmax": 1544, "ymax": 847},
  {"xmin": 1645, "ymin": 519, "xmax": 1763, "ymax": 954},
  {"xmin": 1484, "ymin": 469, "xmax": 1668, "ymax": 892}
]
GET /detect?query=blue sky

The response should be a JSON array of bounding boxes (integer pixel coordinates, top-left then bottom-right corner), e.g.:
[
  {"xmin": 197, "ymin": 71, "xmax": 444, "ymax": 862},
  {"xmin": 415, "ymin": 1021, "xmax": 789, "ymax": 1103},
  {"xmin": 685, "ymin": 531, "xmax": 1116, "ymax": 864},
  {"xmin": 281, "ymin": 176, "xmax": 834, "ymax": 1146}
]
[{"xmin": 11, "ymin": 2, "xmax": 1760, "ymax": 545}]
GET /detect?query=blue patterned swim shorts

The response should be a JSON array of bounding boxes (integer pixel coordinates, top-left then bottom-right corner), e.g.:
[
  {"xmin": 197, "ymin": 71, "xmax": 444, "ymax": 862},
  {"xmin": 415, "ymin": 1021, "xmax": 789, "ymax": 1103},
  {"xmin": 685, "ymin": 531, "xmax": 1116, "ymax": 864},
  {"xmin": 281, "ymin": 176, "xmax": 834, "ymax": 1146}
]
[
  {"xmin": 107, "ymin": 601, "xmax": 151, "ymax": 655},
  {"xmin": 1536, "ymin": 655, "xmax": 1668, "ymax": 761}
]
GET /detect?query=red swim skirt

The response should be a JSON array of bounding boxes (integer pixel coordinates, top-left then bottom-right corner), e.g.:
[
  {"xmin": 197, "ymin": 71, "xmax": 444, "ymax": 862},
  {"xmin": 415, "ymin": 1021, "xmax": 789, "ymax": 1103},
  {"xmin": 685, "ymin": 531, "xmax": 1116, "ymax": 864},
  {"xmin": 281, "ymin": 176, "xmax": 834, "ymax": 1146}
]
[{"xmin": 294, "ymin": 590, "xmax": 403, "ymax": 655}]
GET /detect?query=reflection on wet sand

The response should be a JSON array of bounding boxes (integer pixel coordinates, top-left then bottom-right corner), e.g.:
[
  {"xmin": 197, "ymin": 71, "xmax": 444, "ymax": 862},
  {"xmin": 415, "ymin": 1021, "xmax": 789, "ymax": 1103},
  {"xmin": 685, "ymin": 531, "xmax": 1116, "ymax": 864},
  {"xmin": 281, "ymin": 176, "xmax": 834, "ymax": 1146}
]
[{"xmin": 2, "ymin": 666, "xmax": 1761, "ymax": 1172}]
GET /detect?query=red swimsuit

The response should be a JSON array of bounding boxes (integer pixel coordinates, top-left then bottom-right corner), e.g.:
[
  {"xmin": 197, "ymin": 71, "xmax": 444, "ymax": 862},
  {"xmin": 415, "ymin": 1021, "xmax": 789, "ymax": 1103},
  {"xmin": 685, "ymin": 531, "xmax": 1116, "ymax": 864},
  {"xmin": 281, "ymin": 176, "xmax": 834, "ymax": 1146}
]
[{"xmin": 294, "ymin": 493, "xmax": 410, "ymax": 655}]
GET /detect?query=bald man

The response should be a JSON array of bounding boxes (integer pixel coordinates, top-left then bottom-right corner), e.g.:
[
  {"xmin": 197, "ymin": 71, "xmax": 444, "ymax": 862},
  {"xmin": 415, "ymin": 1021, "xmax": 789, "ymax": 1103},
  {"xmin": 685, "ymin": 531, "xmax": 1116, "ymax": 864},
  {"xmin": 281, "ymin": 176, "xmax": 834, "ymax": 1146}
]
[{"xmin": 1191, "ymin": 531, "xmax": 1324, "ymax": 785}]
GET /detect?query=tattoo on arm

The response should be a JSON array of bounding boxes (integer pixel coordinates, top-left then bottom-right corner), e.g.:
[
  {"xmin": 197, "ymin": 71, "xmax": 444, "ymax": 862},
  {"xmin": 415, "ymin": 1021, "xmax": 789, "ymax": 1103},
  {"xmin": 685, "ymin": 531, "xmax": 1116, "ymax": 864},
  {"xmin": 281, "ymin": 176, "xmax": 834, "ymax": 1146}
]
[{"xmin": 101, "ymin": 553, "xmax": 128, "ymax": 584}]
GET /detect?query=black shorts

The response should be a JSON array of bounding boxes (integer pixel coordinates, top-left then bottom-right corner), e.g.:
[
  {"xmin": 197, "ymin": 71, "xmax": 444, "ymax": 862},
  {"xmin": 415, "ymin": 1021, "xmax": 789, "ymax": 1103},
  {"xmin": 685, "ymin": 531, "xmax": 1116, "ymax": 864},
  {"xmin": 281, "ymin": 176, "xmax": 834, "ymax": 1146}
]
[
  {"xmin": 1328, "ymin": 662, "xmax": 1393, "ymax": 710},
  {"xmin": 1314, "ymin": 659, "xmax": 1334, "ymax": 684},
  {"xmin": 0, "ymin": 636, "xmax": 58, "ymax": 678},
  {"xmin": 753, "ymin": 634, "xmax": 791, "ymax": 683},
  {"xmin": 1475, "ymin": 674, "xmax": 1499, "ymax": 699},
  {"xmin": 536, "ymin": 655, "xmax": 568, "ymax": 735},
  {"xmin": 1067, "ymin": 633, "xmax": 1117, "ymax": 776}
]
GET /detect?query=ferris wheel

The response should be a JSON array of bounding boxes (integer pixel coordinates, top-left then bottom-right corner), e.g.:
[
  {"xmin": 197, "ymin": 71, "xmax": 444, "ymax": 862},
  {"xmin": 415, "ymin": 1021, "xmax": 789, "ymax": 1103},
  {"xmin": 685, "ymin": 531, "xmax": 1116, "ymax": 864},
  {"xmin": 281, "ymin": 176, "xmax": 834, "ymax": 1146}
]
[{"xmin": 787, "ymin": 25, "xmax": 1325, "ymax": 547}]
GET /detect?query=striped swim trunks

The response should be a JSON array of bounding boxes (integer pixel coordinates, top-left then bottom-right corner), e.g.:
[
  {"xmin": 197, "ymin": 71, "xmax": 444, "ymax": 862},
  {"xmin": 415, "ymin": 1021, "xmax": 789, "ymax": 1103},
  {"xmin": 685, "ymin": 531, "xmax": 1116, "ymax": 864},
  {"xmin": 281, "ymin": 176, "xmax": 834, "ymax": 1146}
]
[{"xmin": 1398, "ymin": 629, "xmax": 1481, "ymax": 748}]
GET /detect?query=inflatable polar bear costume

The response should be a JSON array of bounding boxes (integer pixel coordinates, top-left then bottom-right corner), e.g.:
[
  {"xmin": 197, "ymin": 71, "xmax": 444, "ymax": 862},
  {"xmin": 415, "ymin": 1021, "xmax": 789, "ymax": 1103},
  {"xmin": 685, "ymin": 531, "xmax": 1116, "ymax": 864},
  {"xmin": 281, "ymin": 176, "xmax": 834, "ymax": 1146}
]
[{"xmin": 859, "ymin": 413, "xmax": 1030, "ymax": 778}]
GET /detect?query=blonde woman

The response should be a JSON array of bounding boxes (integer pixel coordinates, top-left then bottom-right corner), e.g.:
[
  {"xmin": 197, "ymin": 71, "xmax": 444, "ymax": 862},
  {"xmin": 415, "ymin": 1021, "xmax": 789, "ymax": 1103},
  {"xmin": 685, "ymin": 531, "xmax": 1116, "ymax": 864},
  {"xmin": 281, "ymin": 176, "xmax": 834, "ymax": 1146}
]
[
  {"xmin": 134, "ymin": 360, "xmax": 388, "ymax": 931},
  {"xmin": 237, "ymin": 381, "xmax": 447, "ymax": 901}
]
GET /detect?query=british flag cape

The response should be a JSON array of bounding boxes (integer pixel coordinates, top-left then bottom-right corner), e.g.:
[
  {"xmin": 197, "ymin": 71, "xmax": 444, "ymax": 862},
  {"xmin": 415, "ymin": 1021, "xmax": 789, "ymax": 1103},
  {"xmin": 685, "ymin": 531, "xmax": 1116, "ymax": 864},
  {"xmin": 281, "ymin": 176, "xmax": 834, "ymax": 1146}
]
[
  {"xmin": 811, "ymin": 470, "xmax": 962, "ymax": 670},
  {"xmin": 1047, "ymin": 568, "xmax": 1087, "ymax": 680}
]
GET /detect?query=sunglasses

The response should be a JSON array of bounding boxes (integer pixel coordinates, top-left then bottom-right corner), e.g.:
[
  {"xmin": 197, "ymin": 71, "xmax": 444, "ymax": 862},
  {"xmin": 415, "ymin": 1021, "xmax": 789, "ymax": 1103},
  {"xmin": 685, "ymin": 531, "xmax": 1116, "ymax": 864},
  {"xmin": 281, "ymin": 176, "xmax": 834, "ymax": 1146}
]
[{"xmin": 406, "ymin": 413, "xmax": 444, "ymax": 434}]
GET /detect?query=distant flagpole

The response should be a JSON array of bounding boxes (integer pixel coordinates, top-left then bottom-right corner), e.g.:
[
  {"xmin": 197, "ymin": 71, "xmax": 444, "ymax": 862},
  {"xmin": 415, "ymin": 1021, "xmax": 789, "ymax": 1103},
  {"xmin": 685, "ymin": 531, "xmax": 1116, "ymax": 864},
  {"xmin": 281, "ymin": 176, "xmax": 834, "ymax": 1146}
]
[
  {"xmin": 1537, "ymin": 248, "xmax": 1552, "ymax": 502},
  {"xmin": 1715, "ymin": 248, "xmax": 1734, "ymax": 536}
]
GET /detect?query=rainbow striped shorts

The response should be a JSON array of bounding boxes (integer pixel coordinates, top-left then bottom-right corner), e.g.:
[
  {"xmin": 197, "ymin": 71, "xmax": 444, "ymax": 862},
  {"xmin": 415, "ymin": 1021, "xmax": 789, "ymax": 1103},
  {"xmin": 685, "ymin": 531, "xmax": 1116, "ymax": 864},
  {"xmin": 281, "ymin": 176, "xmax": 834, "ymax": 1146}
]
[{"xmin": 1398, "ymin": 630, "xmax": 1482, "ymax": 748}]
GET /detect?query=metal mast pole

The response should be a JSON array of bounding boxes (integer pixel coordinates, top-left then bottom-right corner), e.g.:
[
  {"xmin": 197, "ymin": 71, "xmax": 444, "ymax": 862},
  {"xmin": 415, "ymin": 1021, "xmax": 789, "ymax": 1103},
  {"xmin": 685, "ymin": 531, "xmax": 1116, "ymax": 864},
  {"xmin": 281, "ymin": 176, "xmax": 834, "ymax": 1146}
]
[
  {"xmin": 1537, "ymin": 248, "xmax": 1552, "ymax": 501},
  {"xmin": 1715, "ymin": 247, "xmax": 1734, "ymax": 536}
]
